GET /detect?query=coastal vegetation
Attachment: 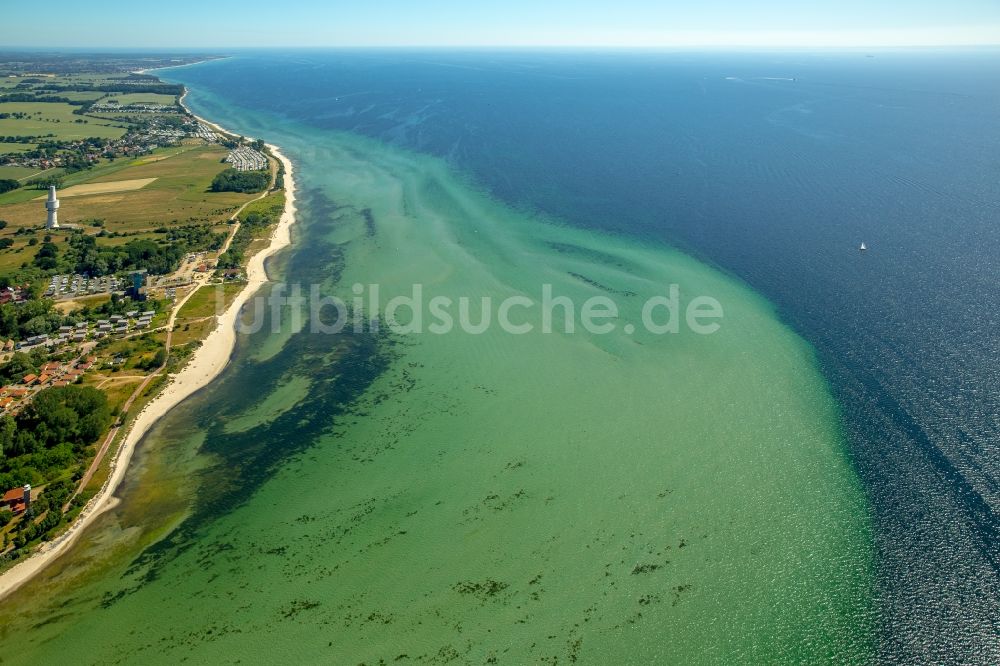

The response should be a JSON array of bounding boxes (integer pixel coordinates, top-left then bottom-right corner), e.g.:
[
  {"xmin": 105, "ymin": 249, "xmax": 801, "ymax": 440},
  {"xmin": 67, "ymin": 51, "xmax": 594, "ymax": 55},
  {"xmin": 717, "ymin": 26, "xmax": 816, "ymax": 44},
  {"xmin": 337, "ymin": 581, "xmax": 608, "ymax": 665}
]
[{"xmin": 217, "ymin": 191, "xmax": 284, "ymax": 269}]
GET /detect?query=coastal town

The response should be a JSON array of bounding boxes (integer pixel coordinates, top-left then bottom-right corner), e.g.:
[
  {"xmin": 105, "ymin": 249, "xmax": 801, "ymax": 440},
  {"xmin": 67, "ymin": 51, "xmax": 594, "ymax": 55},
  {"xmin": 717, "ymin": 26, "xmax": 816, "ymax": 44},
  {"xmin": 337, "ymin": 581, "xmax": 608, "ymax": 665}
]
[{"xmin": 0, "ymin": 53, "xmax": 290, "ymax": 563}]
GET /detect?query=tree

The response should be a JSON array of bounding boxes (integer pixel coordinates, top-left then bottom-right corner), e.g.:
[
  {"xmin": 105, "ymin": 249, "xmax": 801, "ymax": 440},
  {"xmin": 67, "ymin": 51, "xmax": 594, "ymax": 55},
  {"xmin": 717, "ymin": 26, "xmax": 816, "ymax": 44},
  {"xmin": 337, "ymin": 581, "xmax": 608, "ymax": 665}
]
[
  {"xmin": 210, "ymin": 169, "xmax": 269, "ymax": 194},
  {"xmin": 33, "ymin": 241, "xmax": 59, "ymax": 270},
  {"xmin": 27, "ymin": 175, "xmax": 62, "ymax": 190},
  {"xmin": 0, "ymin": 353, "xmax": 37, "ymax": 384},
  {"xmin": 0, "ymin": 414, "xmax": 13, "ymax": 461},
  {"xmin": 15, "ymin": 385, "xmax": 111, "ymax": 455},
  {"xmin": 139, "ymin": 347, "xmax": 167, "ymax": 371}
]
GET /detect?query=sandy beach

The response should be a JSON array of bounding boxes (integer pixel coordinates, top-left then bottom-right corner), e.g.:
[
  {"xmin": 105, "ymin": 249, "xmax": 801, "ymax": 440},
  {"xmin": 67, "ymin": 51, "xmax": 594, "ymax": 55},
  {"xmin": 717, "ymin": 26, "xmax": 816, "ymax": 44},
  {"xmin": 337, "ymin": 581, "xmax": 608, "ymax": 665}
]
[{"xmin": 0, "ymin": 112, "xmax": 297, "ymax": 600}]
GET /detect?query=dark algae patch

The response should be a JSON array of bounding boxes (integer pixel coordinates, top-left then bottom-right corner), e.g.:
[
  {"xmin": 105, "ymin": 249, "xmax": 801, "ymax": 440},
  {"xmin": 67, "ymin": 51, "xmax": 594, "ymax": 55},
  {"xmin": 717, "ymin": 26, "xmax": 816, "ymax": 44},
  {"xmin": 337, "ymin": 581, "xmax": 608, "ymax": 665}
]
[
  {"xmin": 104, "ymin": 190, "xmax": 398, "ymax": 606},
  {"xmin": 452, "ymin": 579, "xmax": 509, "ymax": 601}
]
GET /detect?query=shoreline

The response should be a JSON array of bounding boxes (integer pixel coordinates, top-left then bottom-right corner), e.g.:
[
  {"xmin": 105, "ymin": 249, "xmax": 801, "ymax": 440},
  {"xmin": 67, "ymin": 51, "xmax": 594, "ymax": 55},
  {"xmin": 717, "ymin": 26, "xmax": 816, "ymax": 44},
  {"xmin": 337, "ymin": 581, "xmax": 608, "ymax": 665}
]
[
  {"xmin": 133, "ymin": 55, "xmax": 230, "ymax": 76},
  {"xmin": 0, "ymin": 95, "xmax": 298, "ymax": 600}
]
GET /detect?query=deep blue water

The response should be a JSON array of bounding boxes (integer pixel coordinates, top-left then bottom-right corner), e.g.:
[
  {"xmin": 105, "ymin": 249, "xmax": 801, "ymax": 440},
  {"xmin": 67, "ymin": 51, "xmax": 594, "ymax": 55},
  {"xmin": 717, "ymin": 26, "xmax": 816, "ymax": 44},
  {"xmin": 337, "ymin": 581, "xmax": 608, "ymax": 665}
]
[{"xmin": 171, "ymin": 50, "xmax": 1000, "ymax": 662}]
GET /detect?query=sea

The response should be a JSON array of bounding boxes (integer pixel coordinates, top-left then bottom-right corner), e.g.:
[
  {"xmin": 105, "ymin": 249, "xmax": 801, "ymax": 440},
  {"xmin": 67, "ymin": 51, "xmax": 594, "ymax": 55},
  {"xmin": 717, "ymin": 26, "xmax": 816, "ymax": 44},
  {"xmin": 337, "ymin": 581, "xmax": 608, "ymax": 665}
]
[{"xmin": 1, "ymin": 49, "xmax": 998, "ymax": 664}]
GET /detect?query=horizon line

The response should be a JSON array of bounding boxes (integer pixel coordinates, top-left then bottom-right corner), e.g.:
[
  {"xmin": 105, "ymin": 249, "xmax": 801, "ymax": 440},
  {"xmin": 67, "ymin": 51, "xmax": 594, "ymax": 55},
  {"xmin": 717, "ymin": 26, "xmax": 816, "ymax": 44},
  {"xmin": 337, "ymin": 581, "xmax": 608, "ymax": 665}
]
[{"xmin": 3, "ymin": 43, "xmax": 1000, "ymax": 52}]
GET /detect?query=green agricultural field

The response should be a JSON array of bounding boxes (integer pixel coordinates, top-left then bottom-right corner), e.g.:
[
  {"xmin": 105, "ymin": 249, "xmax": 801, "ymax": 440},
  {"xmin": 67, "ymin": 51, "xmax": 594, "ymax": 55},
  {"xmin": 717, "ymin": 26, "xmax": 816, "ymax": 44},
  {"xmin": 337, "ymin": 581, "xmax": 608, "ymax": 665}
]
[
  {"xmin": 0, "ymin": 102, "xmax": 127, "ymax": 140},
  {"xmin": 0, "ymin": 143, "xmax": 37, "ymax": 153},
  {"xmin": 0, "ymin": 144, "xmax": 200, "ymax": 206},
  {"xmin": 100, "ymin": 93, "xmax": 178, "ymax": 106},
  {"xmin": 56, "ymin": 91, "xmax": 107, "ymax": 102},
  {"xmin": 0, "ymin": 144, "xmax": 257, "ymax": 237},
  {"xmin": 0, "ymin": 165, "xmax": 38, "ymax": 180}
]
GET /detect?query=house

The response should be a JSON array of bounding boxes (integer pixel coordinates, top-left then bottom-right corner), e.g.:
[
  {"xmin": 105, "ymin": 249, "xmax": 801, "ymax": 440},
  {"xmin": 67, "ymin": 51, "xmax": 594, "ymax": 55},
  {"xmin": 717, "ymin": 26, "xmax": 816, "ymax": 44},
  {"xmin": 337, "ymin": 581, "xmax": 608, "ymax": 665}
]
[
  {"xmin": 2, "ymin": 485, "xmax": 30, "ymax": 515},
  {"xmin": 22, "ymin": 374, "xmax": 37, "ymax": 385},
  {"xmin": 38, "ymin": 374, "xmax": 51, "ymax": 385}
]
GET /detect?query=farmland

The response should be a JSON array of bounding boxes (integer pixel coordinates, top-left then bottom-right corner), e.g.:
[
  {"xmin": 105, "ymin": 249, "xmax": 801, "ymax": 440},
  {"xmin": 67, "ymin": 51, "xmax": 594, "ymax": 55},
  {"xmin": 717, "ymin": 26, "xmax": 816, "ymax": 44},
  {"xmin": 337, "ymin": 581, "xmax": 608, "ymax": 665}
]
[
  {"xmin": 0, "ymin": 144, "xmax": 253, "ymax": 234},
  {"xmin": 0, "ymin": 102, "xmax": 128, "ymax": 140}
]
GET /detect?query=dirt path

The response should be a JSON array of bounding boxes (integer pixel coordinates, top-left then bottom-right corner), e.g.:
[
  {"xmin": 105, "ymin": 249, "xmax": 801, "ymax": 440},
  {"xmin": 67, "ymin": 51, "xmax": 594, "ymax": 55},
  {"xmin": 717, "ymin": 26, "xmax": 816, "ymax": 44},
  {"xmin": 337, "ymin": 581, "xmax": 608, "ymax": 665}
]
[{"xmin": 65, "ymin": 278, "xmax": 207, "ymax": 510}]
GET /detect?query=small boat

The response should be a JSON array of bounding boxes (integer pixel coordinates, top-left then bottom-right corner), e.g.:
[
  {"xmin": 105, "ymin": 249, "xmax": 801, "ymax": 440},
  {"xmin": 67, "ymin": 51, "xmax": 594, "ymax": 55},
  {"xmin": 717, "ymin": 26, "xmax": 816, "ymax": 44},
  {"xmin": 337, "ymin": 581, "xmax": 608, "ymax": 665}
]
[{"xmin": 859, "ymin": 242, "xmax": 867, "ymax": 252}]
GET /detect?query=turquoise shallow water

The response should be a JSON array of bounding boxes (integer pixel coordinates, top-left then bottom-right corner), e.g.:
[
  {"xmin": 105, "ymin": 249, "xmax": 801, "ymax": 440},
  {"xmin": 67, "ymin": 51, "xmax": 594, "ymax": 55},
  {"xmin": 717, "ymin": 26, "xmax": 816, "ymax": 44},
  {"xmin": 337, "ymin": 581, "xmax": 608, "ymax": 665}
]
[{"xmin": 0, "ymin": 66, "xmax": 874, "ymax": 663}]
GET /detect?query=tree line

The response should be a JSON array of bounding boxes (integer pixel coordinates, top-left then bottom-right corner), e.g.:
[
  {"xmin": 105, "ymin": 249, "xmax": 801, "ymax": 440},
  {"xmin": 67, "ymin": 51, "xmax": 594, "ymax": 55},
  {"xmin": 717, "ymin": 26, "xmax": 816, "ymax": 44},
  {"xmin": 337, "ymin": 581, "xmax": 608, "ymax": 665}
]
[{"xmin": 210, "ymin": 168, "xmax": 270, "ymax": 194}]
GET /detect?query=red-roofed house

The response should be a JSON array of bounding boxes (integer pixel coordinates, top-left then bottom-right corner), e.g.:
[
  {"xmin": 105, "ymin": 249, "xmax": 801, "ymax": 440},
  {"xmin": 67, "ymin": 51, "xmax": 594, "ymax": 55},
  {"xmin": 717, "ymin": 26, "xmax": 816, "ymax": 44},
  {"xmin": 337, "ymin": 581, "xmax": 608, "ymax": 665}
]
[
  {"xmin": 38, "ymin": 374, "xmax": 51, "ymax": 385},
  {"xmin": 22, "ymin": 374, "xmax": 37, "ymax": 385},
  {"xmin": 2, "ymin": 486, "xmax": 30, "ymax": 515}
]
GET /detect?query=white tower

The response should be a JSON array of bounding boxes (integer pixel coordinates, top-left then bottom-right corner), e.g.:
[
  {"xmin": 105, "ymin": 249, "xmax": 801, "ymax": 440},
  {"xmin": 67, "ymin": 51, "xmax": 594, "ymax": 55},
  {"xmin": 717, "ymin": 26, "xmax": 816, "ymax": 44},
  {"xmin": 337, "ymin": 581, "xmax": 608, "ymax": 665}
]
[{"xmin": 45, "ymin": 186, "xmax": 60, "ymax": 230}]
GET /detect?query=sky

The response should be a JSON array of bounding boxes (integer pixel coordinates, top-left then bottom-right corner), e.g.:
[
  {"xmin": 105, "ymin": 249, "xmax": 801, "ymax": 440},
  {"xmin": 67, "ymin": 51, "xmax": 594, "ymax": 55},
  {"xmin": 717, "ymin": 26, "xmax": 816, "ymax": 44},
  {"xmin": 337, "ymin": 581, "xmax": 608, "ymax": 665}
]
[{"xmin": 2, "ymin": 0, "xmax": 999, "ymax": 48}]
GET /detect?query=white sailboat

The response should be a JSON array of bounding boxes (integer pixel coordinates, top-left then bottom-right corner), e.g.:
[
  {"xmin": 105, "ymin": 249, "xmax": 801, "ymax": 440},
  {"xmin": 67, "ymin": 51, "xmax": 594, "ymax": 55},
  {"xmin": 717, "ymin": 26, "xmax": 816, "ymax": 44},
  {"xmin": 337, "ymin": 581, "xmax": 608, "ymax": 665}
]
[{"xmin": 859, "ymin": 242, "xmax": 867, "ymax": 252}]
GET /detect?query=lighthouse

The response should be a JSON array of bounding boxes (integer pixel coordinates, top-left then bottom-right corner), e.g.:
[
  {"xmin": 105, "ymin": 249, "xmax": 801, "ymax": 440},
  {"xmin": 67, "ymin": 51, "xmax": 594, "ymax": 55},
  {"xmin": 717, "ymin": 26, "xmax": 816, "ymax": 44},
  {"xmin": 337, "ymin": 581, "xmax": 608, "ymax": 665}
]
[{"xmin": 45, "ymin": 185, "xmax": 60, "ymax": 230}]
